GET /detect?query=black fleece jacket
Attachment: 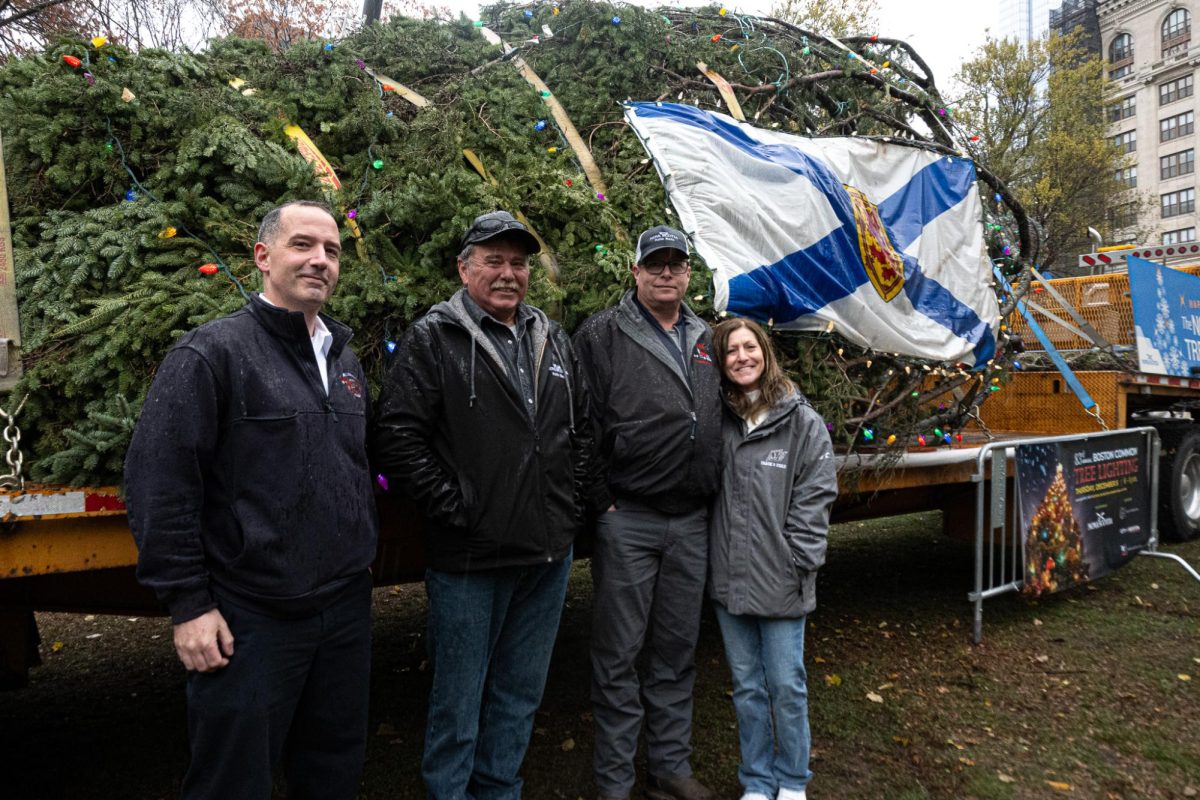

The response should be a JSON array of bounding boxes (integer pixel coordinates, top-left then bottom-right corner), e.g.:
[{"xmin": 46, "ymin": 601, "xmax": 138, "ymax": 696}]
[
  {"xmin": 372, "ymin": 290, "xmax": 604, "ymax": 573},
  {"xmin": 125, "ymin": 296, "xmax": 379, "ymax": 623},
  {"xmin": 572, "ymin": 290, "xmax": 723, "ymax": 513}
]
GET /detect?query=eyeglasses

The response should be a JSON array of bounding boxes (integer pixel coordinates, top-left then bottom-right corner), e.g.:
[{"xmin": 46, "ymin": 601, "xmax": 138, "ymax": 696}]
[{"xmin": 640, "ymin": 259, "xmax": 690, "ymax": 275}]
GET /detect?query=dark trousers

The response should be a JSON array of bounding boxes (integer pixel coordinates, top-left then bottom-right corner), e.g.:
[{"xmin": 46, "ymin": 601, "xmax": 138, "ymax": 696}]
[
  {"xmin": 180, "ymin": 572, "xmax": 373, "ymax": 800},
  {"xmin": 590, "ymin": 502, "xmax": 708, "ymax": 797}
]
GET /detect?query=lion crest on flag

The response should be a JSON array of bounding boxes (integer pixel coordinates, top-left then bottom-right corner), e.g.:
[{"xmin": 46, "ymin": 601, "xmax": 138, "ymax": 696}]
[{"xmin": 845, "ymin": 184, "xmax": 904, "ymax": 303}]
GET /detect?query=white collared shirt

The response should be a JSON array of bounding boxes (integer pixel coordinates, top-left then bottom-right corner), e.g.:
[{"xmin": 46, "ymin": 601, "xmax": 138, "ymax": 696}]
[{"xmin": 259, "ymin": 293, "xmax": 332, "ymax": 395}]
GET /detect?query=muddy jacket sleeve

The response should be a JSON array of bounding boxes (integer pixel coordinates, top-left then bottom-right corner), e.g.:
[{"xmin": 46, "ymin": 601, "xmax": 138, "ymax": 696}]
[
  {"xmin": 563, "ymin": 329, "xmax": 610, "ymax": 516},
  {"xmin": 124, "ymin": 345, "xmax": 222, "ymax": 624},
  {"xmin": 570, "ymin": 324, "xmax": 615, "ymax": 511},
  {"xmin": 784, "ymin": 412, "xmax": 839, "ymax": 574},
  {"xmin": 372, "ymin": 320, "xmax": 468, "ymax": 529}
]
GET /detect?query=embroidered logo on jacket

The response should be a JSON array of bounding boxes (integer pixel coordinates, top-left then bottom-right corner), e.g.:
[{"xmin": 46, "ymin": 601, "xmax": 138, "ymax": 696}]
[
  {"xmin": 338, "ymin": 372, "xmax": 363, "ymax": 399},
  {"xmin": 692, "ymin": 343, "xmax": 714, "ymax": 365},
  {"xmin": 549, "ymin": 362, "xmax": 569, "ymax": 380},
  {"xmin": 760, "ymin": 448, "xmax": 789, "ymax": 469}
]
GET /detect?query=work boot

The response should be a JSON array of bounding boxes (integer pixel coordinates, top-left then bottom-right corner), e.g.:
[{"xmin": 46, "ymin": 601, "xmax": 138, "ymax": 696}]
[{"xmin": 646, "ymin": 774, "xmax": 718, "ymax": 800}]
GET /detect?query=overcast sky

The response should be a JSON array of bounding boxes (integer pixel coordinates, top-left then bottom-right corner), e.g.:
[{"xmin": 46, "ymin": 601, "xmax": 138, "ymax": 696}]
[{"xmin": 424, "ymin": 0, "xmax": 997, "ymax": 92}]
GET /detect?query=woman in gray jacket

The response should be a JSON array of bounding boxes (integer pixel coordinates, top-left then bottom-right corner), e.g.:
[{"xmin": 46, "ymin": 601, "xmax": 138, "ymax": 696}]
[{"xmin": 709, "ymin": 318, "xmax": 839, "ymax": 800}]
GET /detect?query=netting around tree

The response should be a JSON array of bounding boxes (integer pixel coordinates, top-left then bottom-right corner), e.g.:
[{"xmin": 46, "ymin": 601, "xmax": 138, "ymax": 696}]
[{"xmin": 0, "ymin": 1, "xmax": 1029, "ymax": 486}]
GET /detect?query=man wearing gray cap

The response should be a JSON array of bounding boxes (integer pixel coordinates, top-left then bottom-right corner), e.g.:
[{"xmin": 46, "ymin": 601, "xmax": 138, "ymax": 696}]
[
  {"xmin": 573, "ymin": 225, "xmax": 723, "ymax": 800},
  {"xmin": 374, "ymin": 210, "xmax": 603, "ymax": 800}
]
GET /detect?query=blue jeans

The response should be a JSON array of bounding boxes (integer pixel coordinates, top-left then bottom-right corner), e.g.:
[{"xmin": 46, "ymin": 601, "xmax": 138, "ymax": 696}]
[
  {"xmin": 714, "ymin": 603, "xmax": 813, "ymax": 797},
  {"xmin": 423, "ymin": 552, "xmax": 572, "ymax": 800}
]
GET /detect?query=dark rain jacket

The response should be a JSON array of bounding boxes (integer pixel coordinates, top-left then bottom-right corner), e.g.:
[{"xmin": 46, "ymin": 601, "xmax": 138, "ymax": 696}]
[
  {"xmin": 125, "ymin": 295, "xmax": 379, "ymax": 624},
  {"xmin": 372, "ymin": 290, "xmax": 603, "ymax": 573},
  {"xmin": 572, "ymin": 290, "xmax": 722, "ymax": 513},
  {"xmin": 708, "ymin": 391, "xmax": 838, "ymax": 618}
]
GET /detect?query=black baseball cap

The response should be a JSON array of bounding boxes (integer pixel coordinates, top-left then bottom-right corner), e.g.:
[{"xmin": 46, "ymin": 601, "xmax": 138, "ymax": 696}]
[
  {"xmin": 635, "ymin": 225, "xmax": 689, "ymax": 263},
  {"xmin": 460, "ymin": 210, "xmax": 540, "ymax": 253}
]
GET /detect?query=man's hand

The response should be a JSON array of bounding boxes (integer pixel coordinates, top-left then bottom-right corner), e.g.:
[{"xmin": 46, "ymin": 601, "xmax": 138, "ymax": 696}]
[{"xmin": 173, "ymin": 609, "xmax": 235, "ymax": 672}]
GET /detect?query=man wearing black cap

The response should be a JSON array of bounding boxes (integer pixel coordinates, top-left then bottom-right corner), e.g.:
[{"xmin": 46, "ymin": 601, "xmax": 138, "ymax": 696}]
[
  {"xmin": 573, "ymin": 225, "xmax": 723, "ymax": 800},
  {"xmin": 374, "ymin": 210, "xmax": 603, "ymax": 800}
]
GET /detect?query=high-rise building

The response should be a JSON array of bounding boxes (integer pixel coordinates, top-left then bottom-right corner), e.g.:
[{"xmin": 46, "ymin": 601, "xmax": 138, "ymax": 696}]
[
  {"xmin": 997, "ymin": 0, "xmax": 1059, "ymax": 42},
  {"xmin": 1100, "ymin": 0, "xmax": 1199, "ymax": 247},
  {"xmin": 1051, "ymin": 0, "xmax": 1102, "ymax": 55}
]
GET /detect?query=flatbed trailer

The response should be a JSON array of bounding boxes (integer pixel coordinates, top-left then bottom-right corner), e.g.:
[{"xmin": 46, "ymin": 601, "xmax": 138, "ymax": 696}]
[{"xmin": 7, "ymin": 264, "xmax": 1200, "ymax": 686}]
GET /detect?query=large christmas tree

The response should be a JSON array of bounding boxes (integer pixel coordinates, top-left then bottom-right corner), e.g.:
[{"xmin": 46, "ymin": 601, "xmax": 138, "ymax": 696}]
[{"xmin": 0, "ymin": 2, "xmax": 1025, "ymax": 485}]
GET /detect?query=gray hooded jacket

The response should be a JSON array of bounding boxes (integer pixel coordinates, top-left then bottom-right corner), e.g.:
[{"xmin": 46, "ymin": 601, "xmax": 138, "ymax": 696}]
[{"xmin": 708, "ymin": 390, "xmax": 838, "ymax": 618}]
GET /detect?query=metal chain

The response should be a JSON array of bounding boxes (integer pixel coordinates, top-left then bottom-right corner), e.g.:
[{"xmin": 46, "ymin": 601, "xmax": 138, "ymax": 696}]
[{"xmin": 0, "ymin": 394, "xmax": 29, "ymax": 492}]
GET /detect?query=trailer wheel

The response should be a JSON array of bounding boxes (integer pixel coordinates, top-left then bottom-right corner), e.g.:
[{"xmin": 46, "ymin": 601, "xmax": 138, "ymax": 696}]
[{"xmin": 1158, "ymin": 427, "xmax": 1200, "ymax": 542}]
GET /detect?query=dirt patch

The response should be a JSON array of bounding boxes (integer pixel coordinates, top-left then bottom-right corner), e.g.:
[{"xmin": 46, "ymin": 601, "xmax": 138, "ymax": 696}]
[{"xmin": 2, "ymin": 513, "xmax": 1197, "ymax": 799}]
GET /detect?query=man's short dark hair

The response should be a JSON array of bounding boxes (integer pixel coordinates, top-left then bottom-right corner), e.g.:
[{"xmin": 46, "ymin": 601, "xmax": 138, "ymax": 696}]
[{"xmin": 258, "ymin": 200, "xmax": 334, "ymax": 246}]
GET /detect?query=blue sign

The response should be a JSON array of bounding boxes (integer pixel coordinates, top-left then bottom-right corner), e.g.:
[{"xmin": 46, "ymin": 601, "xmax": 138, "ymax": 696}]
[{"xmin": 1128, "ymin": 255, "xmax": 1200, "ymax": 377}]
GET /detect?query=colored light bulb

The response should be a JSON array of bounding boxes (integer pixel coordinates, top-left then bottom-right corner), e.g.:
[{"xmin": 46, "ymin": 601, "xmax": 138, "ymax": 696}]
[
  {"xmin": 198, "ymin": 263, "xmax": 219, "ymax": 275},
  {"xmin": 372, "ymin": 159, "xmax": 384, "ymax": 169}
]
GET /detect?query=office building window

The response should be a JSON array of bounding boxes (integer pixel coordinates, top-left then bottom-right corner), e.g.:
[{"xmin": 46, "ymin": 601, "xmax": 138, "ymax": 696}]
[
  {"xmin": 1161, "ymin": 149, "xmax": 1195, "ymax": 180},
  {"xmin": 1163, "ymin": 8, "xmax": 1191, "ymax": 57},
  {"xmin": 1110, "ymin": 203, "xmax": 1138, "ymax": 228},
  {"xmin": 1160, "ymin": 74, "xmax": 1194, "ymax": 105},
  {"xmin": 1163, "ymin": 227, "xmax": 1196, "ymax": 244},
  {"xmin": 1115, "ymin": 166, "xmax": 1139, "ymax": 188},
  {"xmin": 1110, "ymin": 33, "xmax": 1134, "ymax": 78},
  {"xmin": 1161, "ymin": 111, "xmax": 1195, "ymax": 142},
  {"xmin": 1108, "ymin": 96, "xmax": 1136, "ymax": 123},
  {"xmin": 1162, "ymin": 188, "xmax": 1195, "ymax": 218},
  {"xmin": 1110, "ymin": 130, "xmax": 1137, "ymax": 153}
]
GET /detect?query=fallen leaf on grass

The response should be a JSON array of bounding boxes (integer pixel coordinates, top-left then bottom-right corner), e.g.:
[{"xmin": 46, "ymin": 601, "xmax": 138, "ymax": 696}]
[
  {"xmin": 1179, "ymin": 674, "xmax": 1192, "ymax": 682},
  {"xmin": 959, "ymin": 757, "xmax": 976, "ymax": 766},
  {"xmin": 1046, "ymin": 780, "xmax": 1072, "ymax": 792},
  {"xmin": 560, "ymin": 738, "xmax": 575, "ymax": 752},
  {"xmin": 1033, "ymin": 618, "xmax": 1043, "ymax": 626},
  {"xmin": 892, "ymin": 736, "xmax": 910, "ymax": 746},
  {"xmin": 51, "ymin": 641, "xmax": 64, "ymax": 652},
  {"xmin": 85, "ymin": 633, "xmax": 101, "ymax": 640},
  {"xmin": 947, "ymin": 739, "xmax": 966, "ymax": 750},
  {"xmin": 824, "ymin": 674, "xmax": 841, "ymax": 687},
  {"xmin": 813, "ymin": 656, "xmax": 826, "ymax": 663},
  {"xmin": 936, "ymin": 686, "xmax": 950, "ymax": 694},
  {"xmin": 1035, "ymin": 654, "xmax": 1050, "ymax": 663},
  {"xmin": 877, "ymin": 682, "xmax": 894, "ymax": 690},
  {"xmin": 997, "ymin": 773, "xmax": 1015, "ymax": 784},
  {"xmin": 866, "ymin": 692, "xmax": 884, "ymax": 704}
]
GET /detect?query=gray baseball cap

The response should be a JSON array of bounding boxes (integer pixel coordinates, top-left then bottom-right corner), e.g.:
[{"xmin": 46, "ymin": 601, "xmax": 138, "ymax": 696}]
[{"xmin": 635, "ymin": 225, "xmax": 689, "ymax": 263}]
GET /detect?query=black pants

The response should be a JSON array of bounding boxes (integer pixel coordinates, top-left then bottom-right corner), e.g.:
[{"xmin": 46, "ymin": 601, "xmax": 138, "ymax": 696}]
[{"xmin": 180, "ymin": 573, "xmax": 372, "ymax": 800}]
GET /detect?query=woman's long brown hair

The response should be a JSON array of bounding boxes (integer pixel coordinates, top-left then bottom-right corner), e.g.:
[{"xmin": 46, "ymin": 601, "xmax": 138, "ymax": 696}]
[{"xmin": 712, "ymin": 317, "xmax": 796, "ymax": 420}]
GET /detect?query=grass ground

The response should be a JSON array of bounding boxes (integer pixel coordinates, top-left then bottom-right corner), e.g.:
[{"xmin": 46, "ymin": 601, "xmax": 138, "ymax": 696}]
[{"xmin": 2, "ymin": 512, "xmax": 1197, "ymax": 799}]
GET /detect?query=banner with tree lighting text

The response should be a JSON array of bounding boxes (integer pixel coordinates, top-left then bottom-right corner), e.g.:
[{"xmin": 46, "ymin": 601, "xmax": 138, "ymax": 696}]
[{"xmin": 1016, "ymin": 433, "xmax": 1152, "ymax": 597}]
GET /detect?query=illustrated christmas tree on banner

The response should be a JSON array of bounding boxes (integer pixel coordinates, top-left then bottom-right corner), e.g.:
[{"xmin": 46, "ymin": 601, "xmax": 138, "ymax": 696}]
[{"xmin": 1024, "ymin": 463, "xmax": 1089, "ymax": 596}]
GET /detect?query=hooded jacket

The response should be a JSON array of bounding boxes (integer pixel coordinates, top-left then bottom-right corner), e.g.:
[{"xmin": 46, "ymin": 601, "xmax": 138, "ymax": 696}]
[
  {"xmin": 572, "ymin": 290, "xmax": 722, "ymax": 513},
  {"xmin": 708, "ymin": 391, "xmax": 838, "ymax": 618},
  {"xmin": 125, "ymin": 295, "xmax": 379, "ymax": 624},
  {"xmin": 372, "ymin": 290, "xmax": 603, "ymax": 572}
]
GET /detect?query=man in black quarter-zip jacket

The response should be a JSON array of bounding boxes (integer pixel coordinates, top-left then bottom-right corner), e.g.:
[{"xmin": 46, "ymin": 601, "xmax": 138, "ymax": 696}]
[
  {"xmin": 573, "ymin": 225, "xmax": 722, "ymax": 800},
  {"xmin": 125, "ymin": 201, "xmax": 378, "ymax": 800},
  {"xmin": 373, "ymin": 210, "xmax": 604, "ymax": 800}
]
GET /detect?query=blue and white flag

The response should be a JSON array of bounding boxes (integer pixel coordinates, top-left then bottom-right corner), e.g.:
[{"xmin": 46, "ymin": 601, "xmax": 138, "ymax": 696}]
[{"xmin": 624, "ymin": 102, "xmax": 1000, "ymax": 365}]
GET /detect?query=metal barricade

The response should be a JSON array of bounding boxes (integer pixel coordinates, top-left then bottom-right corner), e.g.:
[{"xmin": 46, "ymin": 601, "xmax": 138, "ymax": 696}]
[{"xmin": 969, "ymin": 427, "xmax": 1160, "ymax": 643}]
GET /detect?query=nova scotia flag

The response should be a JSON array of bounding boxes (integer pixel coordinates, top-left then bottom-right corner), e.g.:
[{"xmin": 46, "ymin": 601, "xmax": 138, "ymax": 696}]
[{"xmin": 624, "ymin": 102, "xmax": 1000, "ymax": 365}]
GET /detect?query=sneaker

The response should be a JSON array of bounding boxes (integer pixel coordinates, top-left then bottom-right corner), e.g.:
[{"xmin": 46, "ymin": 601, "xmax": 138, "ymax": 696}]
[
  {"xmin": 776, "ymin": 788, "xmax": 807, "ymax": 800},
  {"xmin": 645, "ymin": 774, "xmax": 718, "ymax": 800},
  {"xmin": 740, "ymin": 794, "xmax": 771, "ymax": 800}
]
